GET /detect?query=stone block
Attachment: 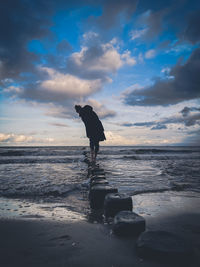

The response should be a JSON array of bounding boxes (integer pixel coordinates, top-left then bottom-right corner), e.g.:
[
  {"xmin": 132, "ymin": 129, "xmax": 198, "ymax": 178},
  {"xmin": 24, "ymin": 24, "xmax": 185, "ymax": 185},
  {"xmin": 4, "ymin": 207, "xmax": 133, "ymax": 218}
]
[
  {"xmin": 89, "ymin": 185, "xmax": 118, "ymax": 209},
  {"xmin": 90, "ymin": 175, "xmax": 106, "ymax": 181},
  {"xmin": 104, "ymin": 193, "xmax": 132, "ymax": 217},
  {"xmin": 88, "ymin": 167, "xmax": 105, "ymax": 176},
  {"xmin": 90, "ymin": 179, "xmax": 109, "ymax": 187},
  {"xmin": 113, "ymin": 211, "xmax": 145, "ymax": 236}
]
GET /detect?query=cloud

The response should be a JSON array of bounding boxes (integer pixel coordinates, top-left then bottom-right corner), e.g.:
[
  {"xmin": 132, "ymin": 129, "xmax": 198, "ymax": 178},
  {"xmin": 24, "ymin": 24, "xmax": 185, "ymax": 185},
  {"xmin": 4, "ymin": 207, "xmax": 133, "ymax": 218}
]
[
  {"xmin": 39, "ymin": 67, "xmax": 102, "ymax": 98},
  {"xmin": 121, "ymin": 122, "xmax": 135, "ymax": 127},
  {"xmin": 159, "ymin": 110, "xmax": 200, "ymax": 127},
  {"xmin": 44, "ymin": 98, "xmax": 117, "ymax": 120},
  {"xmin": 92, "ymin": 0, "xmax": 138, "ymax": 29},
  {"xmin": 7, "ymin": 67, "xmax": 103, "ymax": 106},
  {"xmin": 121, "ymin": 106, "xmax": 200, "ymax": 130},
  {"xmin": 3, "ymin": 86, "xmax": 23, "ymax": 94},
  {"xmin": 45, "ymin": 105, "xmax": 73, "ymax": 119},
  {"xmin": 68, "ymin": 38, "xmax": 136, "ymax": 81},
  {"xmin": 145, "ymin": 49, "xmax": 156, "ymax": 59},
  {"xmin": 0, "ymin": 1, "xmax": 106, "ymax": 82},
  {"xmin": 104, "ymin": 131, "xmax": 137, "ymax": 145},
  {"xmin": 0, "ymin": 0, "xmax": 198, "ymax": 85},
  {"xmin": 49, "ymin": 122, "xmax": 68, "ymax": 127},
  {"xmin": 130, "ymin": 28, "xmax": 147, "ymax": 41},
  {"xmin": 121, "ymin": 50, "xmax": 137, "ymax": 65},
  {"xmin": 138, "ymin": 8, "xmax": 169, "ymax": 40},
  {"xmin": 182, "ymin": 10, "xmax": 200, "ymax": 44},
  {"xmin": 122, "ymin": 122, "xmax": 155, "ymax": 127},
  {"xmin": 83, "ymin": 99, "xmax": 116, "ymax": 119},
  {"xmin": 131, "ymin": 2, "xmax": 200, "ymax": 46},
  {"xmin": 123, "ymin": 48, "xmax": 200, "ymax": 106},
  {"xmin": 180, "ymin": 106, "xmax": 200, "ymax": 117},
  {"xmin": 3, "ymin": 35, "xmax": 132, "ymax": 120},
  {"xmin": 161, "ymin": 67, "xmax": 171, "ymax": 74},
  {"xmin": 0, "ymin": 133, "xmax": 54, "ymax": 144},
  {"xmin": 0, "ymin": 0, "xmax": 55, "ymax": 80},
  {"xmin": 151, "ymin": 124, "xmax": 167, "ymax": 130},
  {"xmin": 121, "ymin": 121, "xmax": 167, "ymax": 130}
]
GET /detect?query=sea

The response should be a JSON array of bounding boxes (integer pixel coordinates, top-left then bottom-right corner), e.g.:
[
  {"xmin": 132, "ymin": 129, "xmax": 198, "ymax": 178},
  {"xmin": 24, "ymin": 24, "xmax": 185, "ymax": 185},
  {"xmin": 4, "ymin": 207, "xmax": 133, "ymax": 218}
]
[{"xmin": 0, "ymin": 146, "xmax": 200, "ymax": 221}]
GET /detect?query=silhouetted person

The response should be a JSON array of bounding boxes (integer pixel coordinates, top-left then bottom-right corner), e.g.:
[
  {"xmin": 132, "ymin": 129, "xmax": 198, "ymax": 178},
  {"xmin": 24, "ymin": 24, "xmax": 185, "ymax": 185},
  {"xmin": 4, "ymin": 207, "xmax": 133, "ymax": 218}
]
[{"xmin": 75, "ymin": 105, "xmax": 106, "ymax": 162}]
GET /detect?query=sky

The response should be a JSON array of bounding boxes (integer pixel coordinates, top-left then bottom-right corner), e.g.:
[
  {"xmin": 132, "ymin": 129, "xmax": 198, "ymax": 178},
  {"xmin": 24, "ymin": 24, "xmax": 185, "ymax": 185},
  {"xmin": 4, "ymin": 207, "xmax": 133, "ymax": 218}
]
[{"xmin": 0, "ymin": 0, "xmax": 200, "ymax": 146}]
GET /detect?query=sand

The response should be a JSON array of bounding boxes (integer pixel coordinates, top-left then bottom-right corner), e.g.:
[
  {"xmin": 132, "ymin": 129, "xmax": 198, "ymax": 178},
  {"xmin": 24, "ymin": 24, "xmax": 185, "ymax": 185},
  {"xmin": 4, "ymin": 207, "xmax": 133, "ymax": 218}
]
[{"xmin": 0, "ymin": 194, "xmax": 200, "ymax": 267}]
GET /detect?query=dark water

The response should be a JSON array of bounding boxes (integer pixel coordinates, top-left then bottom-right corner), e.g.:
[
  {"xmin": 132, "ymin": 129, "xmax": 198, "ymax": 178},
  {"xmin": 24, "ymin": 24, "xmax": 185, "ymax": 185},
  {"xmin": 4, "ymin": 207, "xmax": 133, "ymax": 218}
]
[{"xmin": 0, "ymin": 146, "xmax": 200, "ymax": 199}]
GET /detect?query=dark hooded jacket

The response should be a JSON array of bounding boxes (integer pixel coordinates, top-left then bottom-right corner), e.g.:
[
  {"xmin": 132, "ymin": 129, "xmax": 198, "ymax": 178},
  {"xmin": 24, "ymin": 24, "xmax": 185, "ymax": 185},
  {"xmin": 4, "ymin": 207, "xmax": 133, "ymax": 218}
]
[{"xmin": 79, "ymin": 105, "xmax": 106, "ymax": 141}]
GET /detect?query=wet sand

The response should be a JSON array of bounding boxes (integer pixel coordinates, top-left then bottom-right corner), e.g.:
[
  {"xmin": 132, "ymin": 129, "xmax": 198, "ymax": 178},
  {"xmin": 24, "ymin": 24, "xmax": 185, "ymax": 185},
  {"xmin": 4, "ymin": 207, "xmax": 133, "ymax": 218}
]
[{"xmin": 0, "ymin": 194, "xmax": 200, "ymax": 267}]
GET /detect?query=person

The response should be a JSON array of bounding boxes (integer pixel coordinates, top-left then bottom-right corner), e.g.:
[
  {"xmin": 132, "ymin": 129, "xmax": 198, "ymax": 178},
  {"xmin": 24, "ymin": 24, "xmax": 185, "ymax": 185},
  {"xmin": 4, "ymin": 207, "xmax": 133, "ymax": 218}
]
[{"xmin": 75, "ymin": 105, "xmax": 106, "ymax": 162}]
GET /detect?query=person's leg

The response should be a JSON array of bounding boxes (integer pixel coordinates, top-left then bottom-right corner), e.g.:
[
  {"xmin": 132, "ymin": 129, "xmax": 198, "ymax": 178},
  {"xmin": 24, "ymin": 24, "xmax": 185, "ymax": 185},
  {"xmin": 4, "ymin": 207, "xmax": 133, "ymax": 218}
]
[
  {"xmin": 94, "ymin": 141, "xmax": 99, "ymax": 161},
  {"xmin": 89, "ymin": 138, "xmax": 95, "ymax": 162}
]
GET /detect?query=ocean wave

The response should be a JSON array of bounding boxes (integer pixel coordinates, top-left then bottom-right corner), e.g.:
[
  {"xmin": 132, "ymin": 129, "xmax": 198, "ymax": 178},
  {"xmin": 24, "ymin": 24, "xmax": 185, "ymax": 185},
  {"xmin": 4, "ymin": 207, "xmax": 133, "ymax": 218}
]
[
  {"xmin": 0, "ymin": 147, "xmax": 84, "ymax": 157},
  {"xmin": 122, "ymin": 155, "xmax": 200, "ymax": 160},
  {"xmin": 133, "ymin": 148, "xmax": 199, "ymax": 154},
  {"xmin": 0, "ymin": 184, "xmax": 81, "ymax": 198},
  {"xmin": 128, "ymin": 183, "xmax": 191, "ymax": 196},
  {"xmin": 0, "ymin": 157, "xmax": 80, "ymax": 164}
]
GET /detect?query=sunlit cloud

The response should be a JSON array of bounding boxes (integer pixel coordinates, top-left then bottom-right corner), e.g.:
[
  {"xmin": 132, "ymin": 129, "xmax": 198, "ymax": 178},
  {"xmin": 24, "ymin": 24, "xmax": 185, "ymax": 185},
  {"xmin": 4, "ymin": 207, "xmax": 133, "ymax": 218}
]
[
  {"xmin": 0, "ymin": 133, "xmax": 54, "ymax": 145},
  {"xmin": 104, "ymin": 131, "xmax": 137, "ymax": 145}
]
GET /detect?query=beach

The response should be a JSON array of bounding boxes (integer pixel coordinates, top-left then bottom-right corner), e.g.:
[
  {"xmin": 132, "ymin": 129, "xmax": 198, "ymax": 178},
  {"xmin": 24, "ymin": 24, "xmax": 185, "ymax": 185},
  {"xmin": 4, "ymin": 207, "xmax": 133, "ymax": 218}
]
[{"xmin": 0, "ymin": 146, "xmax": 200, "ymax": 266}]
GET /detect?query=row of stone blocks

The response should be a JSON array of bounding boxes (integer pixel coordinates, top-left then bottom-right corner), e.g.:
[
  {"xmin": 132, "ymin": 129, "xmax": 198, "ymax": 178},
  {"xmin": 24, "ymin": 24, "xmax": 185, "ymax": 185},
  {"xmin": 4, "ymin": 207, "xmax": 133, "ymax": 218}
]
[
  {"xmin": 87, "ymin": 164, "xmax": 194, "ymax": 263},
  {"xmin": 88, "ymin": 166, "xmax": 146, "ymax": 237}
]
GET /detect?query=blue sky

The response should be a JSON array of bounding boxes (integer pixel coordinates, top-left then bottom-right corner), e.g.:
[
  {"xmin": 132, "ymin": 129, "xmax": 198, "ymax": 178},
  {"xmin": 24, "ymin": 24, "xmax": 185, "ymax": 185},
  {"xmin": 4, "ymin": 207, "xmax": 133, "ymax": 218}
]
[{"xmin": 0, "ymin": 0, "xmax": 200, "ymax": 146}]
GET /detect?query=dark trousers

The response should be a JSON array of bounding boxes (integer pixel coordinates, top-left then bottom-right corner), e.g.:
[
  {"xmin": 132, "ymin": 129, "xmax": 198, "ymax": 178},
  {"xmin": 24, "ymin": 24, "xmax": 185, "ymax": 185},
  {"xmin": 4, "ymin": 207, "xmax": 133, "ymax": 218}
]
[{"xmin": 89, "ymin": 138, "xmax": 99, "ymax": 154}]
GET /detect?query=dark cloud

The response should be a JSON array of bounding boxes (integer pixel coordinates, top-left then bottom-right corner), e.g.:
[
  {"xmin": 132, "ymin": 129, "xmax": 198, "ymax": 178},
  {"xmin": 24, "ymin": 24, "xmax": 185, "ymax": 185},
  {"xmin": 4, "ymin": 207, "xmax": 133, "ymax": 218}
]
[
  {"xmin": 0, "ymin": 0, "xmax": 94, "ymax": 82},
  {"xmin": 121, "ymin": 123, "xmax": 135, "ymax": 127},
  {"xmin": 180, "ymin": 106, "xmax": 200, "ymax": 117},
  {"xmin": 92, "ymin": 0, "xmax": 138, "ymax": 29},
  {"xmin": 49, "ymin": 122, "xmax": 68, "ymax": 127},
  {"xmin": 121, "ymin": 106, "xmax": 200, "ymax": 130},
  {"xmin": 1, "ymin": 0, "xmax": 198, "ymax": 85},
  {"xmin": 181, "ymin": 113, "xmax": 200, "ymax": 127},
  {"xmin": 131, "ymin": 0, "xmax": 200, "ymax": 48},
  {"xmin": 157, "ymin": 110, "xmax": 200, "ymax": 127},
  {"xmin": 151, "ymin": 124, "xmax": 167, "ymax": 130},
  {"xmin": 121, "ymin": 121, "xmax": 166, "ymax": 130},
  {"xmin": 0, "ymin": 0, "xmax": 54, "ymax": 80},
  {"xmin": 67, "ymin": 44, "xmax": 108, "ymax": 80},
  {"xmin": 0, "ymin": 0, "xmax": 138, "ymax": 82},
  {"xmin": 183, "ymin": 10, "xmax": 200, "ymax": 44},
  {"xmin": 180, "ymin": 106, "xmax": 191, "ymax": 117},
  {"xmin": 123, "ymin": 48, "xmax": 200, "ymax": 106},
  {"xmin": 133, "ymin": 122, "xmax": 155, "ymax": 127},
  {"xmin": 139, "ymin": 8, "xmax": 169, "ymax": 40}
]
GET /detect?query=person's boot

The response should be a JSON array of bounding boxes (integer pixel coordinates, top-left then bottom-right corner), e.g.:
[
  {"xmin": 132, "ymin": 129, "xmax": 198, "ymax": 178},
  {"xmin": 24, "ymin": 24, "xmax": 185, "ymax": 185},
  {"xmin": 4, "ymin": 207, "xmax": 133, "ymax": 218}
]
[
  {"xmin": 94, "ymin": 152, "xmax": 97, "ymax": 162},
  {"xmin": 91, "ymin": 150, "xmax": 95, "ymax": 163}
]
